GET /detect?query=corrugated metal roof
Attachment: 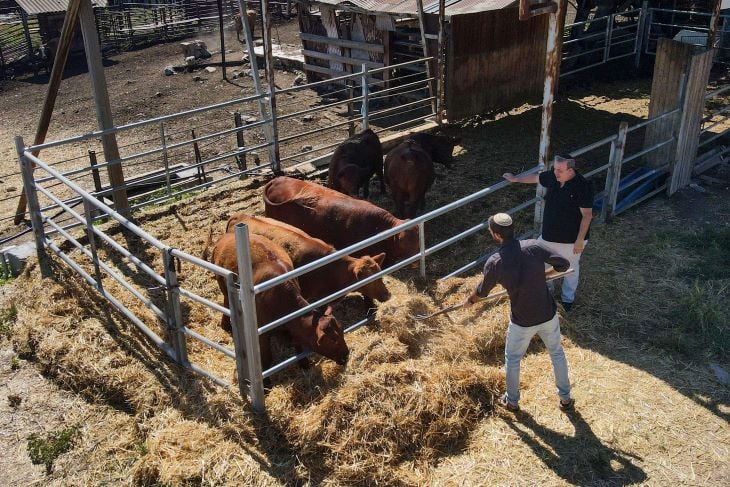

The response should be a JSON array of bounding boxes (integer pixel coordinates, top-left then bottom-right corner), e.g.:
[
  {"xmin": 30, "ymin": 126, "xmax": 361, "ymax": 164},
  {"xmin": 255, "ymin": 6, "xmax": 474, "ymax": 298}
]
[
  {"xmin": 14, "ymin": 0, "xmax": 107, "ymax": 15},
  {"xmin": 303, "ymin": 0, "xmax": 518, "ymax": 18}
]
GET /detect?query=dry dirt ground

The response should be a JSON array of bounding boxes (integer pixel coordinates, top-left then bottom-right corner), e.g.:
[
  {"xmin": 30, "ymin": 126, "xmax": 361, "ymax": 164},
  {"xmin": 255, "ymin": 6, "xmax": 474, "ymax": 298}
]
[{"xmin": 0, "ymin": 19, "xmax": 729, "ymax": 486}]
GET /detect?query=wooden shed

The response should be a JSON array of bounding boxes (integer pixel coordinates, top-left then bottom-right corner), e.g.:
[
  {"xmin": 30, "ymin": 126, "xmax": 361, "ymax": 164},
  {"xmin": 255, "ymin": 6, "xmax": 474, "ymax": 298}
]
[
  {"xmin": 295, "ymin": 0, "xmax": 550, "ymax": 121},
  {"xmin": 13, "ymin": 0, "xmax": 108, "ymax": 53}
]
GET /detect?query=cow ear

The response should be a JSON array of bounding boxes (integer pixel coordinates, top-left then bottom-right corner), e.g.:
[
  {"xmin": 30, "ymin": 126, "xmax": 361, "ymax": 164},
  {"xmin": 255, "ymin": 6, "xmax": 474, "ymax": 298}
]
[{"xmin": 373, "ymin": 252, "xmax": 386, "ymax": 266}]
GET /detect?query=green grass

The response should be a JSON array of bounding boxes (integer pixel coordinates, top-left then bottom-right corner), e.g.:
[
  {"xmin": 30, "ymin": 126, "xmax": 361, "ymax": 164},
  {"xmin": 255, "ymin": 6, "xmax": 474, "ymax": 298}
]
[
  {"xmin": 134, "ymin": 185, "xmax": 202, "ymax": 208},
  {"xmin": 674, "ymin": 281, "xmax": 729, "ymax": 358},
  {"xmin": 27, "ymin": 425, "xmax": 80, "ymax": 474},
  {"xmin": 674, "ymin": 227, "xmax": 730, "ymax": 280},
  {"xmin": 0, "ymin": 303, "xmax": 17, "ymax": 339},
  {"xmin": 649, "ymin": 226, "xmax": 730, "ymax": 360}
]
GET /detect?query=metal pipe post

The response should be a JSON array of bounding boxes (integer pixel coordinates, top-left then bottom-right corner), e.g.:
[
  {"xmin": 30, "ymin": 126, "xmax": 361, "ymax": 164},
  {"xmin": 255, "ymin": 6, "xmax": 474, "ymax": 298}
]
[
  {"xmin": 235, "ymin": 0, "xmax": 275, "ymax": 166},
  {"xmin": 708, "ymin": 0, "xmax": 722, "ymax": 49},
  {"xmin": 162, "ymin": 249, "xmax": 189, "ymax": 366},
  {"xmin": 534, "ymin": 0, "xmax": 567, "ymax": 231},
  {"xmin": 604, "ymin": 14, "xmax": 614, "ymax": 63},
  {"xmin": 16, "ymin": 137, "xmax": 52, "ymax": 277},
  {"xmin": 225, "ymin": 272, "xmax": 250, "ymax": 399},
  {"xmin": 416, "ymin": 0, "xmax": 437, "ymax": 116},
  {"xmin": 160, "ymin": 122, "xmax": 171, "ymax": 194},
  {"xmin": 217, "ymin": 0, "xmax": 227, "ymax": 79},
  {"xmin": 234, "ymin": 223, "xmax": 265, "ymax": 413},
  {"xmin": 437, "ymin": 0, "xmax": 446, "ymax": 123},
  {"xmin": 261, "ymin": 0, "xmax": 281, "ymax": 172},
  {"xmin": 635, "ymin": 2, "xmax": 649, "ymax": 67},
  {"xmin": 361, "ymin": 63, "xmax": 369, "ymax": 130},
  {"xmin": 418, "ymin": 221, "xmax": 426, "ymax": 278},
  {"xmin": 83, "ymin": 199, "xmax": 104, "ymax": 290}
]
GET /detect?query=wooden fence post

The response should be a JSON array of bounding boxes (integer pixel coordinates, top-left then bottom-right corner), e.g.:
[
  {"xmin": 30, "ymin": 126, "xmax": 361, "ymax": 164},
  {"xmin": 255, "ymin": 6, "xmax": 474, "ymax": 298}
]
[
  {"xmin": 191, "ymin": 129, "xmax": 206, "ymax": 184},
  {"xmin": 601, "ymin": 122, "xmax": 628, "ymax": 223},
  {"xmin": 88, "ymin": 150, "xmax": 103, "ymax": 194},
  {"xmin": 233, "ymin": 111, "xmax": 247, "ymax": 172}
]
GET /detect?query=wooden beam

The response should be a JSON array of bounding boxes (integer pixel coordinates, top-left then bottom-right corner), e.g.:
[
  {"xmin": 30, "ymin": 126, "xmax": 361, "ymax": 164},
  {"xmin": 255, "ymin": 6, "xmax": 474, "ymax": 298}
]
[
  {"xmin": 302, "ymin": 49, "xmax": 383, "ymax": 68},
  {"xmin": 299, "ymin": 32, "xmax": 384, "ymax": 53},
  {"xmin": 78, "ymin": 0, "xmax": 129, "ymax": 214},
  {"xmin": 14, "ymin": 0, "xmax": 82, "ymax": 225}
]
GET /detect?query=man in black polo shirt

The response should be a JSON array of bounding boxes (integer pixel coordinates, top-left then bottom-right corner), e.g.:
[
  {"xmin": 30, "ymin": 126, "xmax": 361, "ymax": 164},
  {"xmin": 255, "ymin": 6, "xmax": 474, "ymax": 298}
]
[
  {"xmin": 463, "ymin": 213, "xmax": 573, "ymax": 412},
  {"xmin": 503, "ymin": 155, "xmax": 593, "ymax": 311}
]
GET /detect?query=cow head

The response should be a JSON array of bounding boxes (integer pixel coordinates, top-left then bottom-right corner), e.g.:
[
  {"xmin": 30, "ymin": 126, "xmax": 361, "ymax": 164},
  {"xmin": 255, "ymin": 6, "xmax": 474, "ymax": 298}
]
[
  {"xmin": 300, "ymin": 306, "xmax": 349, "ymax": 366},
  {"xmin": 350, "ymin": 252, "xmax": 391, "ymax": 302},
  {"xmin": 336, "ymin": 165, "xmax": 361, "ymax": 197},
  {"xmin": 432, "ymin": 134, "xmax": 461, "ymax": 169}
]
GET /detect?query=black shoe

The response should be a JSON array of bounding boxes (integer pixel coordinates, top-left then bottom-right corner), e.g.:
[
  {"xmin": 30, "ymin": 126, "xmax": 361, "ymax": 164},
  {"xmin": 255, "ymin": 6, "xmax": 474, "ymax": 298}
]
[
  {"xmin": 561, "ymin": 301, "xmax": 573, "ymax": 312},
  {"xmin": 559, "ymin": 398, "xmax": 575, "ymax": 412}
]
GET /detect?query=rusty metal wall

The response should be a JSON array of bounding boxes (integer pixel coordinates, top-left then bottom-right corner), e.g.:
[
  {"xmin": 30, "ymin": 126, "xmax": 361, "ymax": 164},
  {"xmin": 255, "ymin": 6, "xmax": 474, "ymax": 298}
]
[{"xmin": 445, "ymin": 7, "xmax": 548, "ymax": 121}]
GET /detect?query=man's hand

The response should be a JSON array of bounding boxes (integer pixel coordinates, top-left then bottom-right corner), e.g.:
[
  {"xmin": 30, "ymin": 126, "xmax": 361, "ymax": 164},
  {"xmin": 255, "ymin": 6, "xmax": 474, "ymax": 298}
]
[
  {"xmin": 463, "ymin": 295, "xmax": 476, "ymax": 308},
  {"xmin": 503, "ymin": 172, "xmax": 517, "ymax": 182},
  {"xmin": 573, "ymin": 240, "xmax": 585, "ymax": 254}
]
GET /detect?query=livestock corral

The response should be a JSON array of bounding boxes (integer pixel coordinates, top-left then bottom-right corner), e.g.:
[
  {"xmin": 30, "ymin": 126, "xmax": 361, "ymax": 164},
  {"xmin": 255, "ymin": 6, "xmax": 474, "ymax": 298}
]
[{"xmin": 1, "ymin": 17, "xmax": 730, "ymax": 486}]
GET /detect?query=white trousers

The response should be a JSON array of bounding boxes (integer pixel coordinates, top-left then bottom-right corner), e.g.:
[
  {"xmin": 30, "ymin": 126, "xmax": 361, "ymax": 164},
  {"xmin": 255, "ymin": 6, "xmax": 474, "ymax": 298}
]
[{"xmin": 538, "ymin": 236, "xmax": 587, "ymax": 304}]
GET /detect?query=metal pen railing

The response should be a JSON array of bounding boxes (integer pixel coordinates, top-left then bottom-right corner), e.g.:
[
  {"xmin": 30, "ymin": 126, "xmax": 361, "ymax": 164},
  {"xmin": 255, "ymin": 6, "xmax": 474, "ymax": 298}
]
[
  {"xmin": 18, "ymin": 139, "xmax": 263, "ymax": 408},
  {"xmin": 561, "ymin": 7, "xmax": 644, "ymax": 78}
]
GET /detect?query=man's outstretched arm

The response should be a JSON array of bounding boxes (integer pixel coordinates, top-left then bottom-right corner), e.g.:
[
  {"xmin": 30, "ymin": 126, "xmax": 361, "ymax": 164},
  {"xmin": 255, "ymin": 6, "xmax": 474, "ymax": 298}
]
[{"xmin": 503, "ymin": 172, "xmax": 539, "ymax": 184}]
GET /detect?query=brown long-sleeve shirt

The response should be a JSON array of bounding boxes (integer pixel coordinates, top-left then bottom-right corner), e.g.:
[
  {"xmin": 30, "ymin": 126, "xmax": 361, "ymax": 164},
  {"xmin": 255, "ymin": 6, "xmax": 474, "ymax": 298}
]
[{"xmin": 475, "ymin": 238, "xmax": 569, "ymax": 327}]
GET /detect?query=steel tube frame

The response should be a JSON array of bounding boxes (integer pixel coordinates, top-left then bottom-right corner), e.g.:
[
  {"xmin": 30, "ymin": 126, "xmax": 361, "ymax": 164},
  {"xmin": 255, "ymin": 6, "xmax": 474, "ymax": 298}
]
[
  {"xmin": 234, "ymin": 223, "xmax": 265, "ymax": 413},
  {"xmin": 26, "ymin": 92, "xmax": 268, "ymax": 153},
  {"xmin": 16, "ymin": 136, "xmax": 52, "ymax": 277},
  {"xmin": 182, "ymin": 326, "xmax": 236, "ymax": 360},
  {"xmin": 46, "ymin": 240, "xmax": 175, "ymax": 358},
  {"xmin": 255, "ymin": 166, "xmax": 539, "ymax": 295}
]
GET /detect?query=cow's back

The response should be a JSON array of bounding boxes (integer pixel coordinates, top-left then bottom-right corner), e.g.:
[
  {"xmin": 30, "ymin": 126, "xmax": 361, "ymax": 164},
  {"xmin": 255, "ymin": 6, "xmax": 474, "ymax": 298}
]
[
  {"xmin": 264, "ymin": 176, "xmax": 399, "ymax": 252},
  {"xmin": 384, "ymin": 141, "xmax": 435, "ymax": 218},
  {"xmin": 226, "ymin": 213, "xmax": 333, "ymax": 265}
]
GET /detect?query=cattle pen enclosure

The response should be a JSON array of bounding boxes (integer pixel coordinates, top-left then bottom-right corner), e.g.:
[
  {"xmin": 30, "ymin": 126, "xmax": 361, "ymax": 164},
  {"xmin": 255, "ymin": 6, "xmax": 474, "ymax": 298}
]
[
  {"xmin": 3, "ymin": 1, "xmax": 730, "ymax": 475},
  {"xmin": 6, "ymin": 71, "xmax": 730, "ymax": 483},
  {"xmin": 13, "ymin": 59, "xmax": 730, "ymax": 412}
]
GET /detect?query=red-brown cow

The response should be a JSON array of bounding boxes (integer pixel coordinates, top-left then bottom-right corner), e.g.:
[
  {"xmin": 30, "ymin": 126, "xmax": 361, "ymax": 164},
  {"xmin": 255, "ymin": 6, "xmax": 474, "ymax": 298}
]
[
  {"xmin": 263, "ymin": 177, "xmax": 419, "ymax": 267},
  {"xmin": 210, "ymin": 232, "xmax": 349, "ymax": 368},
  {"xmin": 384, "ymin": 139, "xmax": 435, "ymax": 218},
  {"xmin": 225, "ymin": 214, "xmax": 390, "ymax": 304},
  {"xmin": 328, "ymin": 129, "xmax": 384, "ymax": 198}
]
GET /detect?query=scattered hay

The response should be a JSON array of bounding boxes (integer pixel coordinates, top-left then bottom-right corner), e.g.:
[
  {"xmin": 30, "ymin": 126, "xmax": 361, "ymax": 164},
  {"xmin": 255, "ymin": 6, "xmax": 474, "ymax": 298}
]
[{"xmin": 282, "ymin": 360, "xmax": 502, "ymax": 485}]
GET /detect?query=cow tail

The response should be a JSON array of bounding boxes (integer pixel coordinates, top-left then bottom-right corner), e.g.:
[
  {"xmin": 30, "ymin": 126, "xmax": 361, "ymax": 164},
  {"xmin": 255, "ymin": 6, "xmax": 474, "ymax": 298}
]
[{"xmin": 201, "ymin": 226, "xmax": 214, "ymax": 262}]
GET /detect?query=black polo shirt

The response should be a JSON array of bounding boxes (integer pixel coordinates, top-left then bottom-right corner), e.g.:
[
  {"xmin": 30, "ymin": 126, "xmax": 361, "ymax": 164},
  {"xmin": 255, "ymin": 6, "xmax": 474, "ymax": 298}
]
[
  {"xmin": 539, "ymin": 170, "xmax": 593, "ymax": 244},
  {"xmin": 476, "ymin": 239, "xmax": 570, "ymax": 327}
]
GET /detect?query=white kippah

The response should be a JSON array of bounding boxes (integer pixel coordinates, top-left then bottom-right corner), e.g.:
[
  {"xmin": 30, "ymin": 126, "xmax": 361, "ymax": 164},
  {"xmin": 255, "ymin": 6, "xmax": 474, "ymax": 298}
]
[{"xmin": 492, "ymin": 213, "xmax": 512, "ymax": 226}]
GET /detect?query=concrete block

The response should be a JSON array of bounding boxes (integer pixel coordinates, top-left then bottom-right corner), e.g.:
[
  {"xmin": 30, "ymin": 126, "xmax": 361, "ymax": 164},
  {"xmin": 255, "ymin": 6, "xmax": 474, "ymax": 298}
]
[{"xmin": 1, "ymin": 242, "xmax": 36, "ymax": 277}]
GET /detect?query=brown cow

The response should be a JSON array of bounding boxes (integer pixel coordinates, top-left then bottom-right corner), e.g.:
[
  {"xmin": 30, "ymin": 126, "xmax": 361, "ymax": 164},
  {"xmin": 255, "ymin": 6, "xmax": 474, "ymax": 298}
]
[
  {"xmin": 263, "ymin": 177, "xmax": 419, "ymax": 267},
  {"xmin": 210, "ymin": 232, "xmax": 349, "ymax": 368},
  {"xmin": 328, "ymin": 129, "xmax": 384, "ymax": 198},
  {"xmin": 384, "ymin": 139, "xmax": 435, "ymax": 218},
  {"xmin": 225, "ymin": 214, "xmax": 391, "ymax": 304},
  {"xmin": 406, "ymin": 132, "xmax": 460, "ymax": 169}
]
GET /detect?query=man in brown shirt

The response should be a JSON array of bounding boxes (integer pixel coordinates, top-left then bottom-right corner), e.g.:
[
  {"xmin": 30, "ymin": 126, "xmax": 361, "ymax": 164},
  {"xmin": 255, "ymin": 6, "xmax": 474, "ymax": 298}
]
[{"xmin": 464, "ymin": 213, "xmax": 574, "ymax": 412}]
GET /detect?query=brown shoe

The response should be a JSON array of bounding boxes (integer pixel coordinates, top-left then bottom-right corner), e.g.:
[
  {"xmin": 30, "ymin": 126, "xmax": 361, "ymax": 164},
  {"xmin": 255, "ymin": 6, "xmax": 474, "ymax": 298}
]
[
  {"xmin": 499, "ymin": 394, "xmax": 520, "ymax": 412},
  {"xmin": 559, "ymin": 398, "xmax": 575, "ymax": 412}
]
